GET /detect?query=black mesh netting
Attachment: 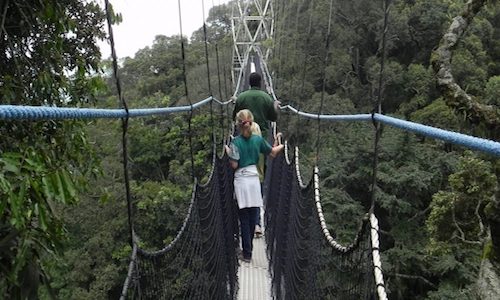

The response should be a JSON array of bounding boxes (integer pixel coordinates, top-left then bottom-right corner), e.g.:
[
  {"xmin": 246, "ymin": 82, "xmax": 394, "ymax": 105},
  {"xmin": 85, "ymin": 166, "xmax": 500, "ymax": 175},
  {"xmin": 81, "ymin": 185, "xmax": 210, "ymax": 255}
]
[
  {"xmin": 265, "ymin": 148, "xmax": 376, "ymax": 300},
  {"xmin": 121, "ymin": 153, "xmax": 239, "ymax": 299},
  {"xmin": 121, "ymin": 147, "xmax": 381, "ymax": 299}
]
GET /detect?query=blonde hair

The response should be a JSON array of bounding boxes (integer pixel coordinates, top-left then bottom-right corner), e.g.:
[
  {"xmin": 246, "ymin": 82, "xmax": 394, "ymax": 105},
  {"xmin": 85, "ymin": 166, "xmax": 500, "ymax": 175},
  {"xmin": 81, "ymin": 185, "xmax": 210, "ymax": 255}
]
[
  {"xmin": 251, "ymin": 122, "xmax": 261, "ymax": 136},
  {"xmin": 235, "ymin": 109, "xmax": 261, "ymax": 136}
]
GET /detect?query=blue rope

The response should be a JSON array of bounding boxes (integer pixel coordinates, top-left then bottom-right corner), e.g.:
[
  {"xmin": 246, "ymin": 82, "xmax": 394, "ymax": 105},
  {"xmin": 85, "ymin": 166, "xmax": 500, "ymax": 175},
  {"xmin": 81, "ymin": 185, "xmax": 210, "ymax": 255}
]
[
  {"xmin": 2, "ymin": 100, "xmax": 499, "ymax": 157},
  {"xmin": 373, "ymin": 114, "xmax": 500, "ymax": 157},
  {"xmin": 282, "ymin": 105, "xmax": 500, "ymax": 157},
  {"xmin": 0, "ymin": 97, "xmax": 213, "ymax": 120}
]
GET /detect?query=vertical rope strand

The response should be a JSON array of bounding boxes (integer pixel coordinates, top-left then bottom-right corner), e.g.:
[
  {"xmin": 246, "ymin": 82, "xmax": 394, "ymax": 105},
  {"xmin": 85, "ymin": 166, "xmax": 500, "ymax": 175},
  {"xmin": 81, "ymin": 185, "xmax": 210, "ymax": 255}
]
[
  {"xmin": 0, "ymin": 0, "xmax": 10, "ymax": 42},
  {"xmin": 287, "ymin": 0, "xmax": 302, "ymax": 100},
  {"xmin": 274, "ymin": 0, "xmax": 285, "ymax": 90},
  {"xmin": 104, "ymin": 0, "xmax": 133, "ymax": 246},
  {"xmin": 222, "ymin": 47, "xmax": 230, "ymax": 101},
  {"xmin": 299, "ymin": 0, "xmax": 315, "ymax": 100},
  {"xmin": 215, "ymin": 44, "xmax": 225, "ymax": 145},
  {"xmin": 315, "ymin": 0, "xmax": 334, "ymax": 164},
  {"xmin": 178, "ymin": 0, "xmax": 196, "ymax": 180},
  {"xmin": 369, "ymin": 2, "xmax": 390, "ymax": 298},
  {"xmin": 297, "ymin": 0, "xmax": 315, "ymax": 148},
  {"xmin": 370, "ymin": 0, "xmax": 390, "ymax": 212},
  {"xmin": 202, "ymin": 0, "xmax": 215, "ymax": 149}
]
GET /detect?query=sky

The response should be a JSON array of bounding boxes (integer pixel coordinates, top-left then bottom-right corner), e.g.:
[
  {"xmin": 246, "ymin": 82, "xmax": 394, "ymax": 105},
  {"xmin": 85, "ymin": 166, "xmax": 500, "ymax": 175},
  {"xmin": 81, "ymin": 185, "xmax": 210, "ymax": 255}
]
[{"xmin": 98, "ymin": 0, "xmax": 231, "ymax": 59}]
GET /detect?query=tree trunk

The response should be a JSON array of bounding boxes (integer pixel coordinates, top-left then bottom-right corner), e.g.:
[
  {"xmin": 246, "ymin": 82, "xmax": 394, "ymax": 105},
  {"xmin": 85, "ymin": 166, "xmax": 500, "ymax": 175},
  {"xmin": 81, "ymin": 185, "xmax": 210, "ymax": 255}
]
[
  {"xmin": 430, "ymin": 0, "xmax": 500, "ymax": 129},
  {"xmin": 477, "ymin": 258, "xmax": 500, "ymax": 299}
]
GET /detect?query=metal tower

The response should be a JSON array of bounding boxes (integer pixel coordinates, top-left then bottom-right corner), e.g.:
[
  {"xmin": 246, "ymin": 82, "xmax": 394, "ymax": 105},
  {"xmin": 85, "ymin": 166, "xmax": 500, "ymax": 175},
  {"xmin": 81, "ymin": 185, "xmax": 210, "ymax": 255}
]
[{"xmin": 231, "ymin": 0, "xmax": 274, "ymax": 95}]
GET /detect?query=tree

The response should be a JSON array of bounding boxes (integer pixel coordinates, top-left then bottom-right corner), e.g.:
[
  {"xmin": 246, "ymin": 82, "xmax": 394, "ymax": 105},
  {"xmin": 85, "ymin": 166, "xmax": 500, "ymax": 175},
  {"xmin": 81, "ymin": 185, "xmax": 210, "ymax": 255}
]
[
  {"xmin": 0, "ymin": 0, "xmax": 107, "ymax": 297},
  {"xmin": 431, "ymin": 0, "xmax": 500, "ymax": 296},
  {"xmin": 426, "ymin": 152, "xmax": 496, "ymax": 298},
  {"xmin": 484, "ymin": 76, "xmax": 500, "ymax": 106}
]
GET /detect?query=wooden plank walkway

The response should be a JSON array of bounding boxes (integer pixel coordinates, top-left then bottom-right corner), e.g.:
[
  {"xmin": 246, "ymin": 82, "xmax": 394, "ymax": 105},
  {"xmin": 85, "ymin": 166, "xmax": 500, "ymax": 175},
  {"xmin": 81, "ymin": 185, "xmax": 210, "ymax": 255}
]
[{"xmin": 237, "ymin": 235, "xmax": 272, "ymax": 300}]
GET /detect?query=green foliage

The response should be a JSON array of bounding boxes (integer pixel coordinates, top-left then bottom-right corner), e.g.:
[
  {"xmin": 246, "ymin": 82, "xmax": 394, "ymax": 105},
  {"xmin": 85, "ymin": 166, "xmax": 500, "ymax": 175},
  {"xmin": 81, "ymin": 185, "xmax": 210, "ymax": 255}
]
[
  {"xmin": 0, "ymin": 1, "xmax": 107, "ymax": 296},
  {"xmin": 398, "ymin": 64, "xmax": 435, "ymax": 116},
  {"xmin": 191, "ymin": 3, "xmax": 232, "ymax": 43},
  {"xmin": 422, "ymin": 152, "xmax": 497, "ymax": 297},
  {"xmin": 452, "ymin": 37, "xmax": 489, "ymax": 95},
  {"xmin": 134, "ymin": 181, "xmax": 191, "ymax": 249},
  {"xmin": 0, "ymin": 0, "xmax": 108, "ymax": 296},
  {"xmin": 0, "ymin": 0, "xmax": 106, "ymax": 105},
  {"xmin": 42, "ymin": 194, "xmax": 129, "ymax": 299},
  {"xmin": 411, "ymin": 98, "xmax": 461, "ymax": 131},
  {"xmin": 484, "ymin": 75, "xmax": 500, "ymax": 106},
  {"xmin": 427, "ymin": 152, "xmax": 496, "ymax": 248}
]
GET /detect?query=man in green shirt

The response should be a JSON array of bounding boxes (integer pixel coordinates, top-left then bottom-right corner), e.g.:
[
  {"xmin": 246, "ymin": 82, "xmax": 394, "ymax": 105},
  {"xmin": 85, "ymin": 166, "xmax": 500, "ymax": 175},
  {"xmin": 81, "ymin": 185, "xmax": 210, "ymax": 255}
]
[{"xmin": 233, "ymin": 72, "xmax": 279, "ymax": 139}]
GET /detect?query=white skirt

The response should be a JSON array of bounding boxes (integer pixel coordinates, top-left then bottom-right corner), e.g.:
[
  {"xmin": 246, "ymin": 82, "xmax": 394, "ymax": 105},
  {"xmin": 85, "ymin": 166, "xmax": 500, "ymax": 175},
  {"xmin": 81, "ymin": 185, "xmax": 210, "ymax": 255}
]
[{"xmin": 234, "ymin": 165, "xmax": 263, "ymax": 209}]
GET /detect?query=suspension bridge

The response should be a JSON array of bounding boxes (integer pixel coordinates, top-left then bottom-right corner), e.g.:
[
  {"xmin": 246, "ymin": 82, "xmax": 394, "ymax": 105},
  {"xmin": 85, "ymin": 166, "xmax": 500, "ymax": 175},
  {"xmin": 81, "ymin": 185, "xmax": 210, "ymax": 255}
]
[{"xmin": 2, "ymin": 0, "xmax": 500, "ymax": 299}]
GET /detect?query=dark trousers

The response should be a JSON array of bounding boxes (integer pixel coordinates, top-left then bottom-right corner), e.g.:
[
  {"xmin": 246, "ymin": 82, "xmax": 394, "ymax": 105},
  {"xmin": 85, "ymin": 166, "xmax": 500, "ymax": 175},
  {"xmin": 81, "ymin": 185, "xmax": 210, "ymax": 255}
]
[
  {"xmin": 256, "ymin": 182, "xmax": 263, "ymax": 227},
  {"xmin": 238, "ymin": 207, "xmax": 259, "ymax": 259}
]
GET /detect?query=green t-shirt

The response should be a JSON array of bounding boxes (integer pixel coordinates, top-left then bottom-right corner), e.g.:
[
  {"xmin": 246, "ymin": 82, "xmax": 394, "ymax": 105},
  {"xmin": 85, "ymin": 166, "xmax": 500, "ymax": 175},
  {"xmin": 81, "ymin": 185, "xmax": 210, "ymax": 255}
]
[
  {"xmin": 229, "ymin": 134, "xmax": 272, "ymax": 168},
  {"xmin": 233, "ymin": 87, "xmax": 277, "ymax": 135}
]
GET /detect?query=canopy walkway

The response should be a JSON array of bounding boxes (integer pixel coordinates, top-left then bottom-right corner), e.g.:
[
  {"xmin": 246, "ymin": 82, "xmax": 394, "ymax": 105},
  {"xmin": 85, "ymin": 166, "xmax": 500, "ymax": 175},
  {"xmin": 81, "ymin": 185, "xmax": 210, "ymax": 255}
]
[
  {"xmin": 2, "ymin": 0, "xmax": 500, "ymax": 299},
  {"xmin": 2, "ymin": 84, "xmax": 500, "ymax": 299}
]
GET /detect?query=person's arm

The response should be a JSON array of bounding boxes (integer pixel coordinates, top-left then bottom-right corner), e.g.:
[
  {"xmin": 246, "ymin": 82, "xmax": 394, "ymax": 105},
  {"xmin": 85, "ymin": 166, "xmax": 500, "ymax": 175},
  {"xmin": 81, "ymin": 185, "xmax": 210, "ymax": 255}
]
[
  {"xmin": 269, "ymin": 132, "xmax": 284, "ymax": 158},
  {"xmin": 229, "ymin": 160, "xmax": 238, "ymax": 169},
  {"xmin": 259, "ymin": 135, "xmax": 282, "ymax": 158},
  {"xmin": 270, "ymin": 144, "xmax": 284, "ymax": 158},
  {"xmin": 224, "ymin": 144, "xmax": 239, "ymax": 169},
  {"xmin": 265, "ymin": 95, "xmax": 279, "ymax": 122}
]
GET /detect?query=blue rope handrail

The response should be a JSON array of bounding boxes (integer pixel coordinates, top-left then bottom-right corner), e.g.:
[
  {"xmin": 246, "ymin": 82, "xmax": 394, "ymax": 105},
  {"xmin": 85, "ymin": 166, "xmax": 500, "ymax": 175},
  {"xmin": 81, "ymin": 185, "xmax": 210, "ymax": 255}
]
[
  {"xmin": 281, "ymin": 105, "xmax": 500, "ymax": 157},
  {"xmin": 1, "ymin": 100, "xmax": 499, "ymax": 157},
  {"xmin": 374, "ymin": 114, "xmax": 500, "ymax": 157},
  {"xmin": 0, "ymin": 96, "xmax": 217, "ymax": 120}
]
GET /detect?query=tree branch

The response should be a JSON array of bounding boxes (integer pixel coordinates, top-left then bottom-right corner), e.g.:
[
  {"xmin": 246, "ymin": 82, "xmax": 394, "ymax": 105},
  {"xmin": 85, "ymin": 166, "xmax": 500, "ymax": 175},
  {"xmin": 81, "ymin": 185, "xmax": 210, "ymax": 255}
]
[
  {"xmin": 390, "ymin": 272, "xmax": 437, "ymax": 288},
  {"xmin": 451, "ymin": 199, "xmax": 466, "ymax": 240},
  {"xmin": 451, "ymin": 233, "xmax": 482, "ymax": 245},
  {"xmin": 476, "ymin": 198, "xmax": 486, "ymax": 239},
  {"xmin": 408, "ymin": 207, "xmax": 431, "ymax": 222},
  {"xmin": 451, "ymin": 198, "xmax": 482, "ymax": 245},
  {"xmin": 430, "ymin": 0, "xmax": 500, "ymax": 129}
]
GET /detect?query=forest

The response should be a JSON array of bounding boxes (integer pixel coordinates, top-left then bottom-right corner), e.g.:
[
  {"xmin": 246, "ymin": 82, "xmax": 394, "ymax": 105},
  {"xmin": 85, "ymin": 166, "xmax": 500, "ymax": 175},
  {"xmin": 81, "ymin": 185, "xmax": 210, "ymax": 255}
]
[{"xmin": 0, "ymin": 0, "xmax": 499, "ymax": 299}]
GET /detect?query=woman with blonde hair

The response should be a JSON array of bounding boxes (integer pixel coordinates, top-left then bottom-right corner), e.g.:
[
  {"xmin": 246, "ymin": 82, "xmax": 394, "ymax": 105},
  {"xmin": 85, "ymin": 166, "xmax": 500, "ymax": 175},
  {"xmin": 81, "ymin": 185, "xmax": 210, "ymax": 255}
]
[{"xmin": 225, "ymin": 109, "xmax": 283, "ymax": 263}]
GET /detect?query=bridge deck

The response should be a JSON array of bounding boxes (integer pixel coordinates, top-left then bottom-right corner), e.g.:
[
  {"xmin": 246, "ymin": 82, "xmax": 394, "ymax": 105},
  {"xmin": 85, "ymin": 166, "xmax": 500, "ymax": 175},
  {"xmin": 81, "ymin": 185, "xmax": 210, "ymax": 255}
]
[{"xmin": 237, "ymin": 236, "xmax": 271, "ymax": 300}]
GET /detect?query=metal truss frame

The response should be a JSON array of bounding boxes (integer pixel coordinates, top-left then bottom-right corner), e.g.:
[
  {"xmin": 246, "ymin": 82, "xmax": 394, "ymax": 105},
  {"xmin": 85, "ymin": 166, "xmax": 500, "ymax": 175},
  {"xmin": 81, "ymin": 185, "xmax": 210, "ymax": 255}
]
[{"xmin": 231, "ymin": 0, "xmax": 274, "ymax": 96}]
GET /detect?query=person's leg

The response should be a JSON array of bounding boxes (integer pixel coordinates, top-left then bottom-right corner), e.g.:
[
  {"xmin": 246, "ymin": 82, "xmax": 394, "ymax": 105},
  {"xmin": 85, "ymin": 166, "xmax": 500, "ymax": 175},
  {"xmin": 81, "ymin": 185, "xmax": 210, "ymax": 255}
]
[
  {"xmin": 238, "ymin": 208, "xmax": 252, "ymax": 260},
  {"xmin": 255, "ymin": 207, "xmax": 261, "ymax": 228},
  {"xmin": 254, "ymin": 180, "xmax": 263, "ymax": 237},
  {"xmin": 255, "ymin": 209, "xmax": 262, "ymax": 236},
  {"xmin": 256, "ymin": 154, "xmax": 265, "ymax": 229},
  {"xmin": 248, "ymin": 207, "xmax": 258, "ymax": 244}
]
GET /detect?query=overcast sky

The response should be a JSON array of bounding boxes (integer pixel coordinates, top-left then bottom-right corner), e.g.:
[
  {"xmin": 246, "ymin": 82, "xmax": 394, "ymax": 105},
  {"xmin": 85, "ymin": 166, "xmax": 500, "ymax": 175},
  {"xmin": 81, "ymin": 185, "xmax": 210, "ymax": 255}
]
[{"xmin": 98, "ymin": 0, "xmax": 231, "ymax": 59}]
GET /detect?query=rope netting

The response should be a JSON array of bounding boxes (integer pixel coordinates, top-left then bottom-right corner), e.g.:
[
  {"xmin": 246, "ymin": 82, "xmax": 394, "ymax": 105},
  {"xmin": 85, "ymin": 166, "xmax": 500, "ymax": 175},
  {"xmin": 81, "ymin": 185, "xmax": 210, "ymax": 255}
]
[
  {"xmin": 121, "ymin": 152, "xmax": 239, "ymax": 299},
  {"xmin": 265, "ymin": 143, "xmax": 378, "ymax": 299}
]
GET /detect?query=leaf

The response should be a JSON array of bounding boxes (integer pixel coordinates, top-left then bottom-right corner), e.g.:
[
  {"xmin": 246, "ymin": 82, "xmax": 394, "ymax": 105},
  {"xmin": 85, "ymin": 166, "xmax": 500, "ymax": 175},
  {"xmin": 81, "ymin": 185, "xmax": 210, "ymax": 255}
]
[
  {"xmin": 51, "ymin": 171, "xmax": 66, "ymax": 204},
  {"xmin": 41, "ymin": 176, "xmax": 54, "ymax": 201},
  {"xmin": 60, "ymin": 169, "xmax": 77, "ymax": 200},
  {"xmin": 0, "ymin": 157, "xmax": 20, "ymax": 174},
  {"xmin": 38, "ymin": 204, "xmax": 48, "ymax": 231},
  {"xmin": 0, "ymin": 174, "xmax": 11, "ymax": 192},
  {"xmin": 23, "ymin": 157, "xmax": 44, "ymax": 172},
  {"xmin": 0, "ymin": 196, "xmax": 5, "ymax": 216},
  {"xmin": 99, "ymin": 191, "xmax": 111, "ymax": 204}
]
